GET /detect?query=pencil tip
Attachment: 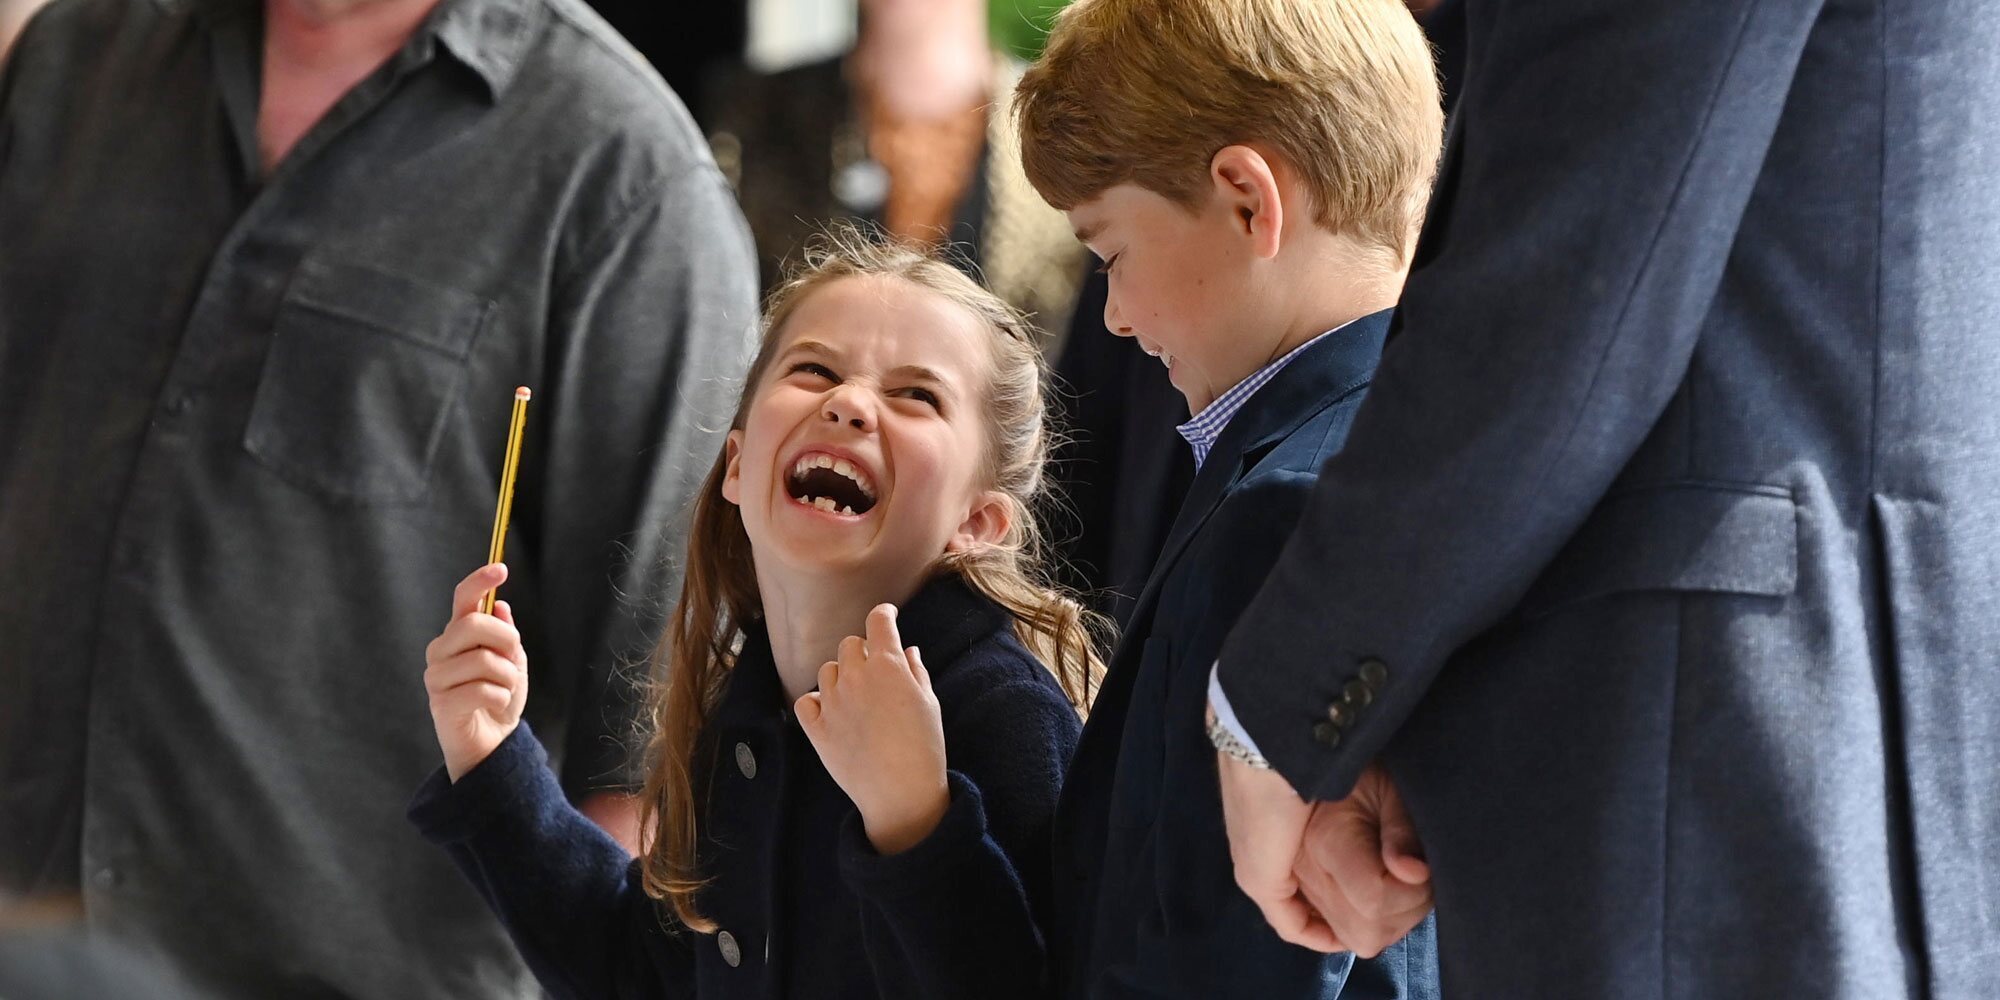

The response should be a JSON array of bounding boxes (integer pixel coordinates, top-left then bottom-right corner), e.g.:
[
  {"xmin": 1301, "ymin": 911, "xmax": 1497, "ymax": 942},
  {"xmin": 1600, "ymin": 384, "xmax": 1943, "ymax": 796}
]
[{"xmin": 515, "ymin": 386, "xmax": 532, "ymax": 400}]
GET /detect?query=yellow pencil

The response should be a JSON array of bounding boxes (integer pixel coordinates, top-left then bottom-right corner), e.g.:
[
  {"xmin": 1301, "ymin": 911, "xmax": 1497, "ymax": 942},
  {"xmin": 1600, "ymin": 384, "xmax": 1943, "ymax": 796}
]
[{"xmin": 482, "ymin": 386, "xmax": 532, "ymax": 615}]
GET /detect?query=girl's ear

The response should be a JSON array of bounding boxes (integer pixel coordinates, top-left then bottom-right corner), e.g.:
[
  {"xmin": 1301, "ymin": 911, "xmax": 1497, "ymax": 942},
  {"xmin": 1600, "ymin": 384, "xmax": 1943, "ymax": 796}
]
[
  {"xmin": 946, "ymin": 490, "xmax": 1013, "ymax": 553},
  {"xmin": 719, "ymin": 430, "xmax": 745, "ymax": 507}
]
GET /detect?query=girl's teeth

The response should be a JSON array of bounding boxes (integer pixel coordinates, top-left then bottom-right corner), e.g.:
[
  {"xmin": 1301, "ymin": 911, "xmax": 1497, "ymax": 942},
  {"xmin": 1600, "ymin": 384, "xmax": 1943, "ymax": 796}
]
[
  {"xmin": 814, "ymin": 497, "xmax": 836, "ymax": 512},
  {"xmin": 840, "ymin": 505, "xmax": 855, "ymax": 516},
  {"xmin": 834, "ymin": 459, "xmax": 856, "ymax": 479}
]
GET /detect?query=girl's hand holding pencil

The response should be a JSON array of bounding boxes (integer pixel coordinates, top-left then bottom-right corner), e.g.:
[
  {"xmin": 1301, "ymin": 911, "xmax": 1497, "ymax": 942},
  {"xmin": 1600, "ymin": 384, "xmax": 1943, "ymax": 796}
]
[
  {"xmin": 797, "ymin": 604, "xmax": 951, "ymax": 855},
  {"xmin": 425, "ymin": 563, "xmax": 530, "ymax": 781}
]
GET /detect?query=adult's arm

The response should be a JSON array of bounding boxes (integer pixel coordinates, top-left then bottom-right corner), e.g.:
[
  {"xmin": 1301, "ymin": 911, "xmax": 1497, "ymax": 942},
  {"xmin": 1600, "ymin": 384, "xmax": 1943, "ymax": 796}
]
[
  {"xmin": 1216, "ymin": 0, "xmax": 1828, "ymax": 801},
  {"xmin": 525, "ymin": 162, "xmax": 759, "ymax": 798}
]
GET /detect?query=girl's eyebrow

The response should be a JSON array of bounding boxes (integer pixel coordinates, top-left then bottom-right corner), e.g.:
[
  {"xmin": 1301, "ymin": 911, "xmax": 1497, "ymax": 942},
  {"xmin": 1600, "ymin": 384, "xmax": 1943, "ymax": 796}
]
[
  {"xmin": 889, "ymin": 364, "xmax": 949, "ymax": 388},
  {"xmin": 783, "ymin": 339, "xmax": 838, "ymax": 359}
]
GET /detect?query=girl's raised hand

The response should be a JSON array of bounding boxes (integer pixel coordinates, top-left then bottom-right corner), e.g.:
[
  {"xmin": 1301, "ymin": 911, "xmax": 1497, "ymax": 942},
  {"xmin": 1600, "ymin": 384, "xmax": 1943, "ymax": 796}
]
[
  {"xmin": 424, "ymin": 563, "xmax": 530, "ymax": 781},
  {"xmin": 796, "ymin": 604, "xmax": 949, "ymax": 855}
]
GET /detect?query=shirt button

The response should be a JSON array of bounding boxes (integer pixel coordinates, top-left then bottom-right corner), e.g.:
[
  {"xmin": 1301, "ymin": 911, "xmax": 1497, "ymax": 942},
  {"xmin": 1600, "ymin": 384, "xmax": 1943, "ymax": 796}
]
[
  {"xmin": 1313, "ymin": 721, "xmax": 1342, "ymax": 747},
  {"xmin": 164, "ymin": 395, "xmax": 196, "ymax": 415},
  {"xmin": 734, "ymin": 743, "xmax": 756, "ymax": 780},
  {"xmin": 717, "ymin": 930, "xmax": 742, "ymax": 968},
  {"xmin": 1358, "ymin": 659, "xmax": 1389, "ymax": 689}
]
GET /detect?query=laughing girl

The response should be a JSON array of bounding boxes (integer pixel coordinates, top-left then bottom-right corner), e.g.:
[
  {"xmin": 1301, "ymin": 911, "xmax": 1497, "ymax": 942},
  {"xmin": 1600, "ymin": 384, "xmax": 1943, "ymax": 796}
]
[{"xmin": 409, "ymin": 235, "xmax": 1102, "ymax": 1000}]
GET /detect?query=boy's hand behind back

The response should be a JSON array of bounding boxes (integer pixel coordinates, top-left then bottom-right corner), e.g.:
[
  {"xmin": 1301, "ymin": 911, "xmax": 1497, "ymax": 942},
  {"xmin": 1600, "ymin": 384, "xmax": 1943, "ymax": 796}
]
[
  {"xmin": 424, "ymin": 563, "xmax": 530, "ymax": 781},
  {"xmin": 797, "ymin": 604, "xmax": 950, "ymax": 855}
]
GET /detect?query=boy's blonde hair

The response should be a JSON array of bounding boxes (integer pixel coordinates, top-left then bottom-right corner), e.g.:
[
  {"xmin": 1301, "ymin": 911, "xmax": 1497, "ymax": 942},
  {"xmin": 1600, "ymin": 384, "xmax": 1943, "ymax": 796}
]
[{"xmin": 1015, "ymin": 0, "xmax": 1444, "ymax": 263}]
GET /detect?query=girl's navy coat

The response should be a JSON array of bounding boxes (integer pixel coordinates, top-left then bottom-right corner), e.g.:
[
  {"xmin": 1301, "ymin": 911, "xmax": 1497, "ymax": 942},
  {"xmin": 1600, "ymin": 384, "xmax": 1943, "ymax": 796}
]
[{"xmin": 409, "ymin": 575, "xmax": 1082, "ymax": 999}]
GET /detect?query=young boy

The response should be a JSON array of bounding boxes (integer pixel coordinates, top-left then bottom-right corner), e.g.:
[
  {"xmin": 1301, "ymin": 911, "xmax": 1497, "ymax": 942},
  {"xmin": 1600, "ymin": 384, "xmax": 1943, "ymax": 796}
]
[{"xmin": 1014, "ymin": 1, "xmax": 1444, "ymax": 997}]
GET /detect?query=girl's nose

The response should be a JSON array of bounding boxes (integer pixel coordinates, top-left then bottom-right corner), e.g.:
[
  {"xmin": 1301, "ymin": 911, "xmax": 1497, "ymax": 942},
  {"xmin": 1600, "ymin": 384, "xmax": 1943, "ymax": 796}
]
[
  {"xmin": 821, "ymin": 385, "xmax": 874, "ymax": 431},
  {"xmin": 1103, "ymin": 293, "xmax": 1134, "ymax": 338}
]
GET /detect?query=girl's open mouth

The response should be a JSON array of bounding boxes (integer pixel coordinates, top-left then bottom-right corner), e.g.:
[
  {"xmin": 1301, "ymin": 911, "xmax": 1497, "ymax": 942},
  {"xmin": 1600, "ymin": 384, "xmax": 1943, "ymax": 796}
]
[{"xmin": 784, "ymin": 452, "xmax": 879, "ymax": 516}]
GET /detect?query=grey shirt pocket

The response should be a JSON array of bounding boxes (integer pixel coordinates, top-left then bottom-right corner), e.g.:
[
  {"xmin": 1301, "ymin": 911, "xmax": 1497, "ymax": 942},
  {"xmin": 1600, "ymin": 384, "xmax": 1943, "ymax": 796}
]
[{"xmin": 244, "ymin": 254, "xmax": 493, "ymax": 504}]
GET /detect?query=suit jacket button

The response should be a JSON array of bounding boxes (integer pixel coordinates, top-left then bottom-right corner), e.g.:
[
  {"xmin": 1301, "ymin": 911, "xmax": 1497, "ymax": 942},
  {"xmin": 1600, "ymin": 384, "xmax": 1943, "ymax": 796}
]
[
  {"xmin": 1358, "ymin": 659, "xmax": 1389, "ymax": 689},
  {"xmin": 718, "ymin": 930, "xmax": 742, "ymax": 968},
  {"xmin": 1326, "ymin": 702, "xmax": 1355, "ymax": 728},
  {"xmin": 735, "ymin": 742, "xmax": 757, "ymax": 780},
  {"xmin": 1342, "ymin": 679, "xmax": 1373, "ymax": 707},
  {"xmin": 1313, "ymin": 721, "xmax": 1342, "ymax": 747}
]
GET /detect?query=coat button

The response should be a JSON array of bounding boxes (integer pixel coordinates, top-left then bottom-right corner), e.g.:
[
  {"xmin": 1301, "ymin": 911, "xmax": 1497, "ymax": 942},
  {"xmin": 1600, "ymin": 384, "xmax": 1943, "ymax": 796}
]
[
  {"xmin": 1342, "ymin": 679, "xmax": 1373, "ymax": 707},
  {"xmin": 734, "ymin": 742, "xmax": 757, "ymax": 780},
  {"xmin": 1358, "ymin": 658, "xmax": 1388, "ymax": 689},
  {"xmin": 1326, "ymin": 702, "xmax": 1355, "ymax": 729},
  {"xmin": 1313, "ymin": 721, "xmax": 1342, "ymax": 747},
  {"xmin": 717, "ymin": 930, "xmax": 742, "ymax": 967}
]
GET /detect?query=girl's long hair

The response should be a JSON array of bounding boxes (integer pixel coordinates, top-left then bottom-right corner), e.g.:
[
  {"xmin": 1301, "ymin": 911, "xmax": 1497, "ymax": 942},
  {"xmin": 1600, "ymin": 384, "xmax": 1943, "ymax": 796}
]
[{"xmin": 636, "ymin": 229, "xmax": 1108, "ymax": 931}]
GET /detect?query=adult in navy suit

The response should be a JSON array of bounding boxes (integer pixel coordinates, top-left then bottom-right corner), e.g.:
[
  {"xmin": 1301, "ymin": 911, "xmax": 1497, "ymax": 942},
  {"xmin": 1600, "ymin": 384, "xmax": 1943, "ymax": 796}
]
[
  {"xmin": 1055, "ymin": 308, "xmax": 1436, "ymax": 999},
  {"xmin": 1211, "ymin": 1, "xmax": 2000, "ymax": 998}
]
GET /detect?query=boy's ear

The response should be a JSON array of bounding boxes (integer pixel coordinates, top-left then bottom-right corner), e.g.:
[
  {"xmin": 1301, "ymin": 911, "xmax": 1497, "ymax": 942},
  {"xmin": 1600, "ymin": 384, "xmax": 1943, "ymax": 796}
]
[
  {"xmin": 1210, "ymin": 144, "xmax": 1284, "ymax": 261},
  {"xmin": 947, "ymin": 490, "xmax": 1013, "ymax": 554},
  {"xmin": 719, "ymin": 430, "xmax": 745, "ymax": 507}
]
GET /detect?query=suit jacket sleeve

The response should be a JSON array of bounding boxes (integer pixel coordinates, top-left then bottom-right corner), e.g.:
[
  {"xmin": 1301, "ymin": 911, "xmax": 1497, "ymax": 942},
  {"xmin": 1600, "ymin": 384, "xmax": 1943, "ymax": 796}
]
[
  {"xmin": 1216, "ymin": 0, "xmax": 1829, "ymax": 800},
  {"xmin": 523, "ymin": 163, "xmax": 759, "ymax": 794}
]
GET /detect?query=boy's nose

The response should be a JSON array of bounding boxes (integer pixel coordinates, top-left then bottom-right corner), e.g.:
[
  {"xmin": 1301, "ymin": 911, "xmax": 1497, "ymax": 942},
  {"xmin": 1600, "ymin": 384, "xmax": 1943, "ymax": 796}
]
[{"xmin": 821, "ymin": 385, "xmax": 874, "ymax": 430}]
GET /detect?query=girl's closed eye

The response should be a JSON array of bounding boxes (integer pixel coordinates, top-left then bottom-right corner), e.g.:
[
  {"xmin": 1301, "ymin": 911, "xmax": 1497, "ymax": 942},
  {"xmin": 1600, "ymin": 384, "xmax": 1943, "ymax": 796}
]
[
  {"xmin": 789, "ymin": 361, "xmax": 839, "ymax": 383},
  {"xmin": 895, "ymin": 385, "xmax": 943, "ymax": 411}
]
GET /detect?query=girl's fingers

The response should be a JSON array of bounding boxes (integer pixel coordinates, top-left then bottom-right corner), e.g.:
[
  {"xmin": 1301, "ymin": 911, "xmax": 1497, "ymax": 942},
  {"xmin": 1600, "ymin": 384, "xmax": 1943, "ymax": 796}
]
[
  {"xmin": 426, "ymin": 650, "xmax": 521, "ymax": 696},
  {"xmin": 445, "ymin": 680, "xmax": 516, "ymax": 716},
  {"xmin": 451, "ymin": 563, "xmax": 508, "ymax": 620},
  {"xmin": 794, "ymin": 692, "xmax": 824, "ymax": 730},
  {"xmin": 905, "ymin": 646, "xmax": 929, "ymax": 688},
  {"xmin": 837, "ymin": 634, "xmax": 867, "ymax": 671},
  {"xmin": 864, "ymin": 604, "xmax": 903, "ymax": 665},
  {"xmin": 427, "ymin": 614, "xmax": 523, "ymax": 664},
  {"xmin": 817, "ymin": 659, "xmax": 840, "ymax": 696}
]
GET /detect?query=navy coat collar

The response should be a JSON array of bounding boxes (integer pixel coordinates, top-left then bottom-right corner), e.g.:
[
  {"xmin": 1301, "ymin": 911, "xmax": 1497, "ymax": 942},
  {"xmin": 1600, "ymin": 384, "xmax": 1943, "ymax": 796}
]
[{"xmin": 712, "ymin": 573, "xmax": 1014, "ymax": 724}]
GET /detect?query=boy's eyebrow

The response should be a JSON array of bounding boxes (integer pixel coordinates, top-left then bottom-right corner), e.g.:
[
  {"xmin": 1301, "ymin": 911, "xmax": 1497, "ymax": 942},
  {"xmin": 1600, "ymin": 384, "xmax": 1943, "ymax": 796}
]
[{"xmin": 1072, "ymin": 220, "xmax": 1105, "ymax": 245}]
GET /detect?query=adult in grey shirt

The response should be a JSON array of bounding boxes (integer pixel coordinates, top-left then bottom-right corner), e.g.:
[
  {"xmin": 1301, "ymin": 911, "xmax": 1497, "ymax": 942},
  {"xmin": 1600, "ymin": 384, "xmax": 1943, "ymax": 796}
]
[{"xmin": 0, "ymin": 0, "xmax": 759, "ymax": 992}]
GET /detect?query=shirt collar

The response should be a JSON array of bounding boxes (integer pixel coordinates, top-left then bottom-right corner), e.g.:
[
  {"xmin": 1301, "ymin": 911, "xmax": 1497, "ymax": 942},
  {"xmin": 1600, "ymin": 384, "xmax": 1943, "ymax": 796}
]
[
  {"xmin": 429, "ymin": 0, "xmax": 540, "ymax": 100},
  {"xmin": 172, "ymin": 0, "xmax": 539, "ymax": 101},
  {"xmin": 1176, "ymin": 317, "xmax": 1360, "ymax": 470}
]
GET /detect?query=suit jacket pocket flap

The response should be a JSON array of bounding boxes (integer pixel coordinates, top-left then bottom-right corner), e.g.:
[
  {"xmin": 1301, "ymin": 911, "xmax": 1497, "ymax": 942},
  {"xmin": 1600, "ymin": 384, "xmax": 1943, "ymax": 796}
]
[{"xmin": 1518, "ymin": 482, "xmax": 1798, "ymax": 619}]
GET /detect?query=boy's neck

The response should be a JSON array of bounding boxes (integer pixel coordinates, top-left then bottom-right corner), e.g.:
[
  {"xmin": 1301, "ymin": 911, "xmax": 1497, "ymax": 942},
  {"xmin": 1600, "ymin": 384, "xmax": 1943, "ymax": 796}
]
[
  {"xmin": 1217, "ymin": 242, "xmax": 1404, "ymax": 410},
  {"xmin": 755, "ymin": 562, "xmax": 922, "ymax": 703}
]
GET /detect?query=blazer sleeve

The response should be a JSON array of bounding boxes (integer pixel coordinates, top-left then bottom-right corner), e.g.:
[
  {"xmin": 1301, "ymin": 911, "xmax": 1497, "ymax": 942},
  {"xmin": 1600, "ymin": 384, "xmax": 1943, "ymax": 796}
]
[
  {"xmin": 408, "ymin": 722, "xmax": 696, "ymax": 1000},
  {"xmin": 1216, "ymin": 0, "xmax": 1830, "ymax": 800},
  {"xmin": 837, "ymin": 679, "xmax": 1081, "ymax": 1000}
]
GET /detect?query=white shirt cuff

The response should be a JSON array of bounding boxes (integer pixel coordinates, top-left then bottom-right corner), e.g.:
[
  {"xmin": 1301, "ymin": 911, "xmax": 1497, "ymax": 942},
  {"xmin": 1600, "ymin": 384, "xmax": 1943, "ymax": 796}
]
[{"xmin": 1207, "ymin": 662, "xmax": 1266, "ymax": 759}]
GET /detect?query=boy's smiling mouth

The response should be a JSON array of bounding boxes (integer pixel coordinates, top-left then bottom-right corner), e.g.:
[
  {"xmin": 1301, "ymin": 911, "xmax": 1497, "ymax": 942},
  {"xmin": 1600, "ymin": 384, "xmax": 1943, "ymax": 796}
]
[
  {"xmin": 785, "ymin": 451, "xmax": 879, "ymax": 517},
  {"xmin": 1140, "ymin": 341, "xmax": 1175, "ymax": 370}
]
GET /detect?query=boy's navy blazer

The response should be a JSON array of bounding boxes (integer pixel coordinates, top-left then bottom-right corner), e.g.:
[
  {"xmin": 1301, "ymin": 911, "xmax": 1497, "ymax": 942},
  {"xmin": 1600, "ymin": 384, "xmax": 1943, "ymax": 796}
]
[{"xmin": 1052, "ymin": 308, "xmax": 1437, "ymax": 1000}]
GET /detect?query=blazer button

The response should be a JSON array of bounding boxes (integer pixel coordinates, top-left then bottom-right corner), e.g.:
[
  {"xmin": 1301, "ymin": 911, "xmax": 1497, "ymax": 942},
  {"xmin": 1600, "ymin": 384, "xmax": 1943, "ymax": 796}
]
[
  {"xmin": 1358, "ymin": 658, "xmax": 1389, "ymax": 689},
  {"xmin": 1326, "ymin": 701, "xmax": 1355, "ymax": 729},
  {"xmin": 734, "ymin": 742, "xmax": 757, "ymax": 780},
  {"xmin": 717, "ymin": 930, "xmax": 742, "ymax": 968},
  {"xmin": 1313, "ymin": 721, "xmax": 1342, "ymax": 747},
  {"xmin": 1342, "ymin": 679, "xmax": 1373, "ymax": 707}
]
